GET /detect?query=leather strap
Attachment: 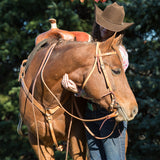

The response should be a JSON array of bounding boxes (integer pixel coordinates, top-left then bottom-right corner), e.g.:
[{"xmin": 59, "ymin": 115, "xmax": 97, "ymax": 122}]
[{"xmin": 19, "ymin": 43, "xmax": 63, "ymax": 151}]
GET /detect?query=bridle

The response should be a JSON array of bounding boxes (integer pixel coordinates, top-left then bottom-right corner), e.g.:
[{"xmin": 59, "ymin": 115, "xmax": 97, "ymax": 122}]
[
  {"xmin": 82, "ymin": 42, "xmax": 119, "ymax": 112},
  {"xmin": 19, "ymin": 41, "xmax": 121, "ymax": 160}
]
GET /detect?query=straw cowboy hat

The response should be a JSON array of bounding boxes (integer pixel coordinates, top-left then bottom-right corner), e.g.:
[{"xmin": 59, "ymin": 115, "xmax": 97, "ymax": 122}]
[{"xmin": 95, "ymin": 2, "xmax": 134, "ymax": 32}]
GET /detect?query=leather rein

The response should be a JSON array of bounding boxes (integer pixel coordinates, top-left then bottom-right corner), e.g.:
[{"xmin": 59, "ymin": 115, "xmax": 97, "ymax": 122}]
[{"xmin": 19, "ymin": 41, "xmax": 119, "ymax": 159}]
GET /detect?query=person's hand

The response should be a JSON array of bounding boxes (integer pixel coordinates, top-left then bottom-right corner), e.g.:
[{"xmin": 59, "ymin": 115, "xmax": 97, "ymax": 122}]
[{"xmin": 61, "ymin": 74, "xmax": 78, "ymax": 93}]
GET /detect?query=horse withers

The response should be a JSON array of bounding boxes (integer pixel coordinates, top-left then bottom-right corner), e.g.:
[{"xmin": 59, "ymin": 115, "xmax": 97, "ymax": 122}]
[{"xmin": 19, "ymin": 34, "xmax": 138, "ymax": 160}]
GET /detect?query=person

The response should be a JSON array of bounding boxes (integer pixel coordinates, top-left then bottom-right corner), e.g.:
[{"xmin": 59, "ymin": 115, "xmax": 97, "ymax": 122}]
[{"xmin": 62, "ymin": 2, "xmax": 134, "ymax": 160}]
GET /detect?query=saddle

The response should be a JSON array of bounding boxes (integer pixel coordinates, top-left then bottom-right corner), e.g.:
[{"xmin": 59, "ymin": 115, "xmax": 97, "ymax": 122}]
[{"xmin": 35, "ymin": 18, "xmax": 92, "ymax": 45}]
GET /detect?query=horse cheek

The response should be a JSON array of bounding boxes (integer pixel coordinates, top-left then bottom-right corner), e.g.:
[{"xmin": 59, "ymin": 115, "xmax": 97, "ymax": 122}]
[{"xmin": 85, "ymin": 72, "xmax": 108, "ymax": 99}]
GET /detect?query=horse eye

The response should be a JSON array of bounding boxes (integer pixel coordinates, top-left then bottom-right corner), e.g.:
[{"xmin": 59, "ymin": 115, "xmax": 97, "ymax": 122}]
[{"xmin": 112, "ymin": 68, "xmax": 121, "ymax": 75}]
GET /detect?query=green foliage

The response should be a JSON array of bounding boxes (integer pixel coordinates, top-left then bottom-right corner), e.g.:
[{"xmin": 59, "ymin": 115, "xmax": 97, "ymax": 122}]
[
  {"xmin": 121, "ymin": 0, "xmax": 160, "ymax": 159},
  {"xmin": 0, "ymin": 0, "xmax": 159, "ymax": 159}
]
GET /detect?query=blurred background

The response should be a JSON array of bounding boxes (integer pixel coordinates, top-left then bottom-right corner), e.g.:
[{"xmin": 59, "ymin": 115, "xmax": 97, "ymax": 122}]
[{"xmin": 0, "ymin": 0, "xmax": 159, "ymax": 159}]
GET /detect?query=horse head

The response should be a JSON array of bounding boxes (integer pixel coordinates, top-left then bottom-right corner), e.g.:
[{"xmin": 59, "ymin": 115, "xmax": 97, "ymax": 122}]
[{"xmin": 73, "ymin": 34, "xmax": 138, "ymax": 121}]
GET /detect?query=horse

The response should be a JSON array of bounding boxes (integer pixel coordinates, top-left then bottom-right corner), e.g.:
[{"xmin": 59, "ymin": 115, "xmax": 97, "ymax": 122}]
[{"xmin": 18, "ymin": 34, "xmax": 138, "ymax": 160}]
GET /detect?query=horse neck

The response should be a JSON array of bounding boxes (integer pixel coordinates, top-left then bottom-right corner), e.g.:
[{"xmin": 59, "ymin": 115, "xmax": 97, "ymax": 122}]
[{"xmin": 45, "ymin": 41, "xmax": 96, "ymax": 82}]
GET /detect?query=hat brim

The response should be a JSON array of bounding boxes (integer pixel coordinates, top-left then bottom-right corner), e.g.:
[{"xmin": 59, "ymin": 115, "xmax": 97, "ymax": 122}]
[{"xmin": 95, "ymin": 5, "xmax": 134, "ymax": 32}]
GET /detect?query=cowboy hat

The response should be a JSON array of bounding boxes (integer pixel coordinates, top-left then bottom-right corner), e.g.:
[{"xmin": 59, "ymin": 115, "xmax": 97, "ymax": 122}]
[{"xmin": 95, "ymin": 2, "xmax": 134, "ymax": 32}]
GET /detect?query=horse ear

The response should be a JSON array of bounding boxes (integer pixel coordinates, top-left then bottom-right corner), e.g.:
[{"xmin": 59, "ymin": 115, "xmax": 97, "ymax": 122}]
[
  {"xmin": 99, "ymin": 33, "xmax": 116, "ymax": 53},
  {"xmin": 111, "ymin": 34, "xmax": 123, "ymax": 52},
  {"xmin": 114, "ymin": 34, "xmax": 123, "ymax": 46}
]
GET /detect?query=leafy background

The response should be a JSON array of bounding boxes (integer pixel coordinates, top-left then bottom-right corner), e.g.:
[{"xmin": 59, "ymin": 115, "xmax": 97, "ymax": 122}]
[{"xmin": 0, "ymin": 0, "xmax": 159, "ymax": 159}]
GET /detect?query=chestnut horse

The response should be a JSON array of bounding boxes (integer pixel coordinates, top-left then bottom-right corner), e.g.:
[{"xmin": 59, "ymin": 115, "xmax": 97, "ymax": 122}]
[{"xmin": 19, "ymin": 34, "xmax": 138, "ymax": 160}]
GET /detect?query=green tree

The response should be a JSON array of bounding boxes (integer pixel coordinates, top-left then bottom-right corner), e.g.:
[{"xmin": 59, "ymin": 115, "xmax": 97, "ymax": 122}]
[
  {"xmin": 123, "ymin": 1, "xmax": 160, "ymax": 160},
  {"xmin": 0, "ymin": 0, "xmax": 94, "ymax": 159},
  {"xmin": 0, "ymin": 0, "xmax": 159, "ymax": 160}
]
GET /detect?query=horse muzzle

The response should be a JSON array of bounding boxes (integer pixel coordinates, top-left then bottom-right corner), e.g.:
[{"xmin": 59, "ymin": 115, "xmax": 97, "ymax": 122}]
[{"xmin": 114, "ymin": 103, "xmax": 138, "ymax": 122}]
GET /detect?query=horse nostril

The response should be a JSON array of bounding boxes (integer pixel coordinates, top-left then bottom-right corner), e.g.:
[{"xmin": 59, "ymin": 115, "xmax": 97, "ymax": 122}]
[{"xmin": 131, "ymin": 106, "xmax": 138, "ymax": 117}]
